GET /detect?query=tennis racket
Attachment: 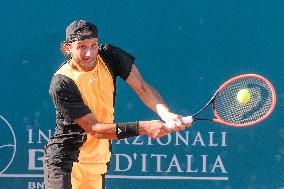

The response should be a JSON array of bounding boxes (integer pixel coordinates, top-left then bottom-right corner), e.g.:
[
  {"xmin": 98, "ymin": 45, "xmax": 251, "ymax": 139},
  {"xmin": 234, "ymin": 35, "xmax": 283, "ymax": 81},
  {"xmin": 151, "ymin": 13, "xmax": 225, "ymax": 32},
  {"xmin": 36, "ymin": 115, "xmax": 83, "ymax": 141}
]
[{"xmin": 181, "ymin": 74, "xmax": 276, "ymax": 127}]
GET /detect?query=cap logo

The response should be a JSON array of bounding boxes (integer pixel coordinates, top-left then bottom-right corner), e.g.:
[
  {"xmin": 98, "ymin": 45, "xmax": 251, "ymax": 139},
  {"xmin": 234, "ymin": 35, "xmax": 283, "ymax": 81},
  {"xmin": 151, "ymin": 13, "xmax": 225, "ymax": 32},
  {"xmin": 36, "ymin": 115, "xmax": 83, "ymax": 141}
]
[{"xmin": 77, "ymin": 28, "xmax": 92, "ymax": 36}]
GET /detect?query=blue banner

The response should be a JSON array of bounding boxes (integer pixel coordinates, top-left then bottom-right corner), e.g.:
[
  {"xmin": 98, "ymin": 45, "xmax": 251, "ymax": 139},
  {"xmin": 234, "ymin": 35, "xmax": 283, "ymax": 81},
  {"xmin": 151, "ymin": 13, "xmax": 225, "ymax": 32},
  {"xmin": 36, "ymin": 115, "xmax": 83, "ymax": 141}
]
[{"xmin": 0, "ymin": 1, "xmax": 283, "ymax": 188}]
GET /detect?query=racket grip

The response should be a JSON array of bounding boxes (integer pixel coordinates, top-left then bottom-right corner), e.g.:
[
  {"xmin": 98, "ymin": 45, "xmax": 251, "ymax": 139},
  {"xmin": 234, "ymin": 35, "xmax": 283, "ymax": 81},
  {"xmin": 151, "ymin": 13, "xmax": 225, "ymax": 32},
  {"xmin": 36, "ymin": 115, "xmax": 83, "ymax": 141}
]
[{"xmin": 181, "ymin": 116, "xmax": 193, "ymax": 123}]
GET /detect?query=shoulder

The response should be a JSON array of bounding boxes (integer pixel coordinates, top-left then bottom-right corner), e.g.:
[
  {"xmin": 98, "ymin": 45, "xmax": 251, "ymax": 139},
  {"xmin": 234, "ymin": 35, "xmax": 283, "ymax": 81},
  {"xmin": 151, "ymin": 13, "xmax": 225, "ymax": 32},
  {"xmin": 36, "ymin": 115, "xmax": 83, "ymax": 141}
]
[
  {"xmin": 50, "ymin": 74, "xmax": 72, "ymax": 88},
  {"xmin": 51, "ymin": 60, "xmax": 76, "ymax": 90},
  {"xmin": 98, "ymin": 44, "xmax": 117, "ymax": 63},
  {"xmin": 98, "ymin": 44, "xmax": 135, "ymax": 80},
  {"xmin": 98, "ymin": 44, "xmax": 123, "ymax": 59},
  {"xmin": 99, "ymin": 44, "xmax": 115, "ymax": 53},
  {"xmin": 49, "ymin": 74, "xmax": 78, "ymax": 95},
  {"xmin": 99, "ymin": 44, "xmax": 134, "ymax": 58}
]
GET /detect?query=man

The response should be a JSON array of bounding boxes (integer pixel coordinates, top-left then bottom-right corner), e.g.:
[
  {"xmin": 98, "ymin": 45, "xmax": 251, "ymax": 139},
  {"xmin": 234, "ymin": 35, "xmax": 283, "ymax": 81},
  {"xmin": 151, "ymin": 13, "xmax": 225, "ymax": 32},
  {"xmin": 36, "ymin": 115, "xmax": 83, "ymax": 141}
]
[{"xmin": 44, "ymin": 20, "xmax": 191, "ymax": 189}]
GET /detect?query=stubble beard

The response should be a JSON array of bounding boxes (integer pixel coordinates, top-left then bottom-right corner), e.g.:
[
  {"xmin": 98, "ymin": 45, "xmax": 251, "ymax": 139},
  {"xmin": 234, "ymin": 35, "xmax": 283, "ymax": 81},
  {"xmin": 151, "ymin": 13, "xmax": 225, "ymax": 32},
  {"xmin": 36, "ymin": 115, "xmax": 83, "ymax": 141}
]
[{"xmin": 78, "ymin": 58, "xmax": 97, "ymax": 71}]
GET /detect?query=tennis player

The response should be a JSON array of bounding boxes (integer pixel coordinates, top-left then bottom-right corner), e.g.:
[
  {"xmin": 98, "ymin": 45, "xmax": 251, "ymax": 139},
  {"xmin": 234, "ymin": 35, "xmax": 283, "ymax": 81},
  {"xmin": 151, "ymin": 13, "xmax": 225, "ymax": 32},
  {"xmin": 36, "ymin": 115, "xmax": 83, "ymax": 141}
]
[{"xmin": 44, "ymin": 20, "xmax": 191, "ymax": 189}]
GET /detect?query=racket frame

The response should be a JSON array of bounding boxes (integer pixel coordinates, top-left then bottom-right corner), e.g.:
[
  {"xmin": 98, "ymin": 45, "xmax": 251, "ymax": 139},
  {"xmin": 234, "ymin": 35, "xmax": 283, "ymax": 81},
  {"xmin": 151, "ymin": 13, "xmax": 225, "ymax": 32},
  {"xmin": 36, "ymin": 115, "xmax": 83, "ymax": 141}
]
[{"xmin": 184, "ymin": 74, "xmax": 277, "ymax": 127}]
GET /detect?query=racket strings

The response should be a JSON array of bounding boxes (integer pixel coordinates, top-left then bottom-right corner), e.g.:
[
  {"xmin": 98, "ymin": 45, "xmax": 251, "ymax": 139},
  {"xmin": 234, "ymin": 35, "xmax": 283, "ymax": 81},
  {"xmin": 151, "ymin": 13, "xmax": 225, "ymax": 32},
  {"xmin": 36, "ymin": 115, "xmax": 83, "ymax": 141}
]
[{"xmin": 214, "ymin": 77, "xmax": 274, "ymax": 125}]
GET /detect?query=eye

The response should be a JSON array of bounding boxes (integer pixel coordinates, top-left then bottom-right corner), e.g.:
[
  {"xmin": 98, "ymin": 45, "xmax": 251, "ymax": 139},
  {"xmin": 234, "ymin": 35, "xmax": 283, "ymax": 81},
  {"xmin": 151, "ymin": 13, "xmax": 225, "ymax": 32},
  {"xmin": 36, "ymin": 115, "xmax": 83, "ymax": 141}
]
[
  {"xmin": 91, "ymin": 43, "xmax": 98, "ymax": 48},
  {"xmin": 78, "ymin": 45, "xmax": 87, "ymax": 50}
]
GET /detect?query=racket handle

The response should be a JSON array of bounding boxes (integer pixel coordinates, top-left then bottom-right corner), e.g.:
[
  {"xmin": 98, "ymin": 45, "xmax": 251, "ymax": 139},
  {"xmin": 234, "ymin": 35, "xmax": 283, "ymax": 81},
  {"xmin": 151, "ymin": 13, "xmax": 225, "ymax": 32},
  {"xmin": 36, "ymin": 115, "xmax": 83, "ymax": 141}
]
[{"xmin": 181, "ymin": 116, "xmax": 193, "ymax": 123}]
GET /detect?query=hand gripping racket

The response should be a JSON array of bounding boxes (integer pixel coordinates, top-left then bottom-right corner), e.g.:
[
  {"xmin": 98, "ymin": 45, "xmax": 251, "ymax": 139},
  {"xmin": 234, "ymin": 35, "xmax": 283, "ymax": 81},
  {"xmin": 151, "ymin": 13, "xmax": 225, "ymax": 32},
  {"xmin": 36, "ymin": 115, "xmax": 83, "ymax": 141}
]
[{"xmin": 181, "ymin": 74, "xmax": 276, "ymax": 127}]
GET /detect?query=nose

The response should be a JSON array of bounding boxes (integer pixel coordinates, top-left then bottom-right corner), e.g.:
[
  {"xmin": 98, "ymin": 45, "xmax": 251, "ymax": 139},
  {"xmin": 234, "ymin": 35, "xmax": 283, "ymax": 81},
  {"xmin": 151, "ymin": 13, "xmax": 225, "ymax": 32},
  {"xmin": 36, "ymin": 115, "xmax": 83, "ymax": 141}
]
[{"xmin": 85, "ymin": 49, "xmax": 91, "ymax": 57}]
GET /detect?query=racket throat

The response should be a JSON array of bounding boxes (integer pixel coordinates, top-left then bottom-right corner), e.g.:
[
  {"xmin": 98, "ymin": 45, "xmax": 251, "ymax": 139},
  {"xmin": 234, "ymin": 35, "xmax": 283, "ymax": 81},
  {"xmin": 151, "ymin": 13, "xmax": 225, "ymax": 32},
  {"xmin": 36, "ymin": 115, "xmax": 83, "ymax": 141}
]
[{"xmin": 194, "ymin": 117, "xmax": 214, "ymax": 121}]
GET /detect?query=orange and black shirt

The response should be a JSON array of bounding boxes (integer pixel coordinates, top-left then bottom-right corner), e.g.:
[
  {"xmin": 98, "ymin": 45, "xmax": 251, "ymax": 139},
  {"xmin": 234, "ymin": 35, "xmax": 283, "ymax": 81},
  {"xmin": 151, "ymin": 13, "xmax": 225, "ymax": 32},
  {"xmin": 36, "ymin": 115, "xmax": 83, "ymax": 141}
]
[{"xmin": 44, "ymin": 44, "xmax": 134, "ymax": 171}]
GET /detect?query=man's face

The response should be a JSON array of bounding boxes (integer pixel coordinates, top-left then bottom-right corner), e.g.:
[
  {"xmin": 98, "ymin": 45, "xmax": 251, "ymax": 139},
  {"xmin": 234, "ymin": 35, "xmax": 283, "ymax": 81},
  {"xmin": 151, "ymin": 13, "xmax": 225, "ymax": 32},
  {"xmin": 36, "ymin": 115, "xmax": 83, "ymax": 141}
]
[{"xmin": 69, "ymin": 38, "xmax": 99, "ymax": 72}]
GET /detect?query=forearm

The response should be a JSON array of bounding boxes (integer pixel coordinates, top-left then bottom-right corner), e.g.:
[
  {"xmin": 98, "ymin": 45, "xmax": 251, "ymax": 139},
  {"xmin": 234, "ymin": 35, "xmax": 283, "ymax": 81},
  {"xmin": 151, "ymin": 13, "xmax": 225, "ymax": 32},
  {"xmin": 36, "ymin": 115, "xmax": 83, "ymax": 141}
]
[
  {"xmin": 133, "ymin": 82, "xmax": 184, "ymax": 126},
  {"xmin": 126, "ymin": 65, "xmax": 171, "ymax": 117},
  {"xmin": 76, "ymin": 113, "xmax": 149, "ymax": 139},
  {"xmin": 125, "ymin": 64, "xmax": 190, "ymax": 130},
  {"xmin": 90, "ymin": 122, "xmax": 118, "ymax": 139},
  {"xmin": 135, "ymin": 83, "xmax": 171, "ymax": 118}
]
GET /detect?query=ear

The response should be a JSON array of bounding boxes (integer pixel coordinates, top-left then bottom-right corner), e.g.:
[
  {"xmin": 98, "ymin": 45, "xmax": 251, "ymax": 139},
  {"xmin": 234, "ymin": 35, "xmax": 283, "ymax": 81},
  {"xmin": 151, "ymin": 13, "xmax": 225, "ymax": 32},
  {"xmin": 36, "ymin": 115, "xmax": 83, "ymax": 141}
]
[{"xmin": 61, "ymin": 41, "xmax": 72, "ymax": 56}]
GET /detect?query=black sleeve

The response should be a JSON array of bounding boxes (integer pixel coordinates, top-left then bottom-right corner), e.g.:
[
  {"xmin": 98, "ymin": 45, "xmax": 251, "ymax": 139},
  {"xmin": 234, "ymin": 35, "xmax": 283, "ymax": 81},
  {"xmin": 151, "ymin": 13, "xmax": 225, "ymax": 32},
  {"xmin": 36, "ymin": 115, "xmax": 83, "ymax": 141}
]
[
  {"xmin": 49, "ymin": 74, "xmax": 91, "ymax": 122},
  {"xmin": 99, "ymin": 44, "xmax": 135, "ymax": 80}
]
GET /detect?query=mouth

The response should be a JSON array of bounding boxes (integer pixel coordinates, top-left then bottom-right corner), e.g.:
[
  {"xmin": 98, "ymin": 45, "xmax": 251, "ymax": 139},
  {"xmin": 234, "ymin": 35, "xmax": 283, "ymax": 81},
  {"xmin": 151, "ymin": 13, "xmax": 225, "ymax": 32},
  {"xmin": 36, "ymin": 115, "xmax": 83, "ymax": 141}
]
[
  {"xmin": 78, "ymin": 58, "xmax": 97, "ymax": 70},
  {"xmin": 84, "ymin": 57, "xmax": 95, "ymax": 62},
  {"xmin": 83, "ymin": 58, "xmax": 96, "ymax": 65}
]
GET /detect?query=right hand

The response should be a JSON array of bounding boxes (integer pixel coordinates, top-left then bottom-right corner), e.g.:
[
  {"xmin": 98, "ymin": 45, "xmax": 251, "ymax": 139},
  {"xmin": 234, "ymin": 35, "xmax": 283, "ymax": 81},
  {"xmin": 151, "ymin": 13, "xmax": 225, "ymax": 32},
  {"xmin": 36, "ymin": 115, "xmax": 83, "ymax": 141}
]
[
  {"xmin": 161, "ymin": 112, "xmax": 192, "ymax": 131},
  {"xmin": 138, "ymin": 120, "xmax": 171, "ymax": 139}
]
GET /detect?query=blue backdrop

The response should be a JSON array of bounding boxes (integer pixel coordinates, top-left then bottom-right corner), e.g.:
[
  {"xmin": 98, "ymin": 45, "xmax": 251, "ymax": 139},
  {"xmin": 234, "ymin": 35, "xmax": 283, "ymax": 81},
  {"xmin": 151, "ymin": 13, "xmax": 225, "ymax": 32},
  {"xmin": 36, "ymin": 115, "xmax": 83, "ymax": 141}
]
[{"xmin": 0, "ymin": 0, "xmax": 283, "ymax": 188}]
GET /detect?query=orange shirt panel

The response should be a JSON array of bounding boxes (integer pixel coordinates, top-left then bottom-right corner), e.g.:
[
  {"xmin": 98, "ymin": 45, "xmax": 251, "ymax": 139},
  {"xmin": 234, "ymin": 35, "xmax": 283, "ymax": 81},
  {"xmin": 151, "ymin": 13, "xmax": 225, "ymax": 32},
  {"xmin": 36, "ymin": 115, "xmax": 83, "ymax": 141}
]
[{"xmin": 56, "ymin": 55, "xmax": 114, "ymax": 164}]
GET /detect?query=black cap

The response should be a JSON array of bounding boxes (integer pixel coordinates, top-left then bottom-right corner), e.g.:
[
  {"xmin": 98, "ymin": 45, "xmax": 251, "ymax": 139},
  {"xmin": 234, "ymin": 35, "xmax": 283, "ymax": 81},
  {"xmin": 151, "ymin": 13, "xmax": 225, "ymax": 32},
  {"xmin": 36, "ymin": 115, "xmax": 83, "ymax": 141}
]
[{"xmin": 65, "ymin": 20, "xmax": 98, "ymax": 42}]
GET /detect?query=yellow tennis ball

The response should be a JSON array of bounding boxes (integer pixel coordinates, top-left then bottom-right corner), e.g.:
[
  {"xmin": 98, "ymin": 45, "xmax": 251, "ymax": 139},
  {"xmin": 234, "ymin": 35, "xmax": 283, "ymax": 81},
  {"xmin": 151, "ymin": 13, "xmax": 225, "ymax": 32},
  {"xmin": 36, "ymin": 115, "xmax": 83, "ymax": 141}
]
[{"xmin": 237, "ymin": 89, "xmax": 251, "ymax": 104}]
